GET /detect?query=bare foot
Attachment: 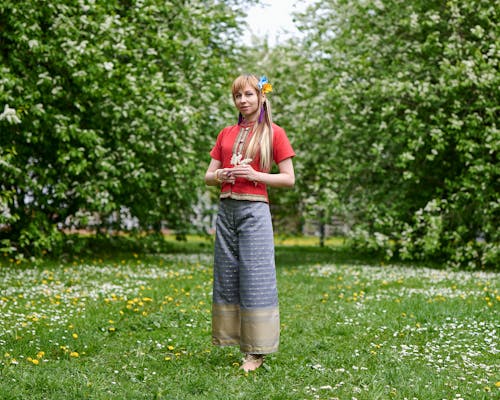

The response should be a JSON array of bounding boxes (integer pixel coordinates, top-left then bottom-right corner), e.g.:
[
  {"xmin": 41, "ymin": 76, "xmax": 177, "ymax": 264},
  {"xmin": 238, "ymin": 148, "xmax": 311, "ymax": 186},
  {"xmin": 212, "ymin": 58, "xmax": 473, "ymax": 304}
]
[{"xmin": 240, "ymin": 354, "xmax": 264, "ymax": 372}]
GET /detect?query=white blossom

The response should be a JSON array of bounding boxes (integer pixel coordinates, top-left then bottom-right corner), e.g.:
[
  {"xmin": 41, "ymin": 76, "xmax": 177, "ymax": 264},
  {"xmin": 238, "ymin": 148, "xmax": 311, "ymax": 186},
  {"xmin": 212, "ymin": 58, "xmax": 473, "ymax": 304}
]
[{"xmin": 0, "ymin": 104, "xmax": 21, "ymax": 124}]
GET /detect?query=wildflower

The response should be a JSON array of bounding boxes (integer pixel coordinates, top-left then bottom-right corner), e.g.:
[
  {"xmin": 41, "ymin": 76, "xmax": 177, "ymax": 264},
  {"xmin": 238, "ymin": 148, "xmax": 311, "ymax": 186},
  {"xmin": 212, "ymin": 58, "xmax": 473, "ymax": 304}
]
[
  {"xmin": 70, "ymin": 352, "xmax": 79, "ymax": 358},
  {"xmin": 72, "ymin": 333, "xmax": 78, "ymax": 339},
  {"xmin": 167, "ymin": 345, "xmax": 175, "ymax": 351}
]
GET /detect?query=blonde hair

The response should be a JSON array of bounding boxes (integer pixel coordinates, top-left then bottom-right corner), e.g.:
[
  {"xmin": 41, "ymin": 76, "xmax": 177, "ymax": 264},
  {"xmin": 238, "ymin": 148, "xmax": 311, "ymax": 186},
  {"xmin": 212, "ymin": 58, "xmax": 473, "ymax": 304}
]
[{"xmin": 231, "ymin": 74, "xmax": 273, "ymax": 172}]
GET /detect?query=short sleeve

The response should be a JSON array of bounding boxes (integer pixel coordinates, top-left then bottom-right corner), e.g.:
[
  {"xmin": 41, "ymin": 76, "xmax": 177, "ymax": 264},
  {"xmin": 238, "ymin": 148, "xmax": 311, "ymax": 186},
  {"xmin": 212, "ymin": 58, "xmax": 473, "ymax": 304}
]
[
  {"xmin": 273, "ymin": 125, "xmax": 295, "ymax": 164},
  {"xmin": 210, "ymin": 127, "xmax": 227, "ymax": 161}
]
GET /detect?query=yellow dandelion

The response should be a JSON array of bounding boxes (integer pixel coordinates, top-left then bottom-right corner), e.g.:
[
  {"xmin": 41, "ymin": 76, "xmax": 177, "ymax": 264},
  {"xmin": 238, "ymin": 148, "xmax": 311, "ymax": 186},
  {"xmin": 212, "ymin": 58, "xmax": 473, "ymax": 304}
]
[
  {"xmin": 167, "ymin": 345, "xmax": 174, "ymax": 351},
  {"xmin": 72, "ymin": 333, "xmax": 78, "ymax": 339},
  {"xmin": 37, "ymin": 351, "xmax": 45, "ymax": 359},
  {"xmin": 69, "ymin": 352, "xmax": 79, "ymax": 358},
  {"xmin": 164, "ymin": 356, "xmax": 171, "ymax": 361},
  {"xmin": 31, "ymin": 359, "xmax": 39, "ymax": 365},
  {"xmin": 494, "ymin": 381, "xmax": 500, "ymax": 388}
]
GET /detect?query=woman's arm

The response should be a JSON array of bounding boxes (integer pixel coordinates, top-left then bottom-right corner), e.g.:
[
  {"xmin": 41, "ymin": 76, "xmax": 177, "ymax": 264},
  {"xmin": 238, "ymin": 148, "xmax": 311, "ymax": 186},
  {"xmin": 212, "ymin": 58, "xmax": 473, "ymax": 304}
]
[{"xmin": 231, "ymin": 157, "xmax": 295, "ymax": 188}]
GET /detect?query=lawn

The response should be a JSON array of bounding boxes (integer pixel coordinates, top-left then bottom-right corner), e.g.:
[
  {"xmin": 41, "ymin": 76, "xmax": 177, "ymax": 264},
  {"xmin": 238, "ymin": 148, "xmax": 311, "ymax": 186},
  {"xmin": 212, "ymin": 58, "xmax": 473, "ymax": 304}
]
[{"xmin": 0, "ymin": 240, "xmax": 498, "ymax": 399}]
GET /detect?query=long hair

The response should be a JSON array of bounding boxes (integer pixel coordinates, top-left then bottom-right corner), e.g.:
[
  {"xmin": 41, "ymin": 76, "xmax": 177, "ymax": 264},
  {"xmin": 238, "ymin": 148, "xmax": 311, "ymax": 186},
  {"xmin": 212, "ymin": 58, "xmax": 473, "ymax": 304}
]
[{"xmin": 231, "ymin": 74, "xmax": 273, "ymax": 172}]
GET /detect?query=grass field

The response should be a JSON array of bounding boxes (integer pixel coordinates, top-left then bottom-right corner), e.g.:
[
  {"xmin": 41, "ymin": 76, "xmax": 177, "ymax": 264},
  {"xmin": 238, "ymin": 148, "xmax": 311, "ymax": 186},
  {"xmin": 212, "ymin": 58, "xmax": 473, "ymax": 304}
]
[{"xmin": 0, "ymin": 239, "xmax": 498, "ymax": 399}]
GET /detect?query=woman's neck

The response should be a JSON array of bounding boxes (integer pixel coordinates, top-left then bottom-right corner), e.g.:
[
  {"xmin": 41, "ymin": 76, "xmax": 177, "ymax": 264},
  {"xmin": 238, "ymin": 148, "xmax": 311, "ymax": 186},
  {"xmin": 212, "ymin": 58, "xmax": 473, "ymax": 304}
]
[{"xmin": 240, "ymin": 118, "xmax": 257, "ymax": 127}]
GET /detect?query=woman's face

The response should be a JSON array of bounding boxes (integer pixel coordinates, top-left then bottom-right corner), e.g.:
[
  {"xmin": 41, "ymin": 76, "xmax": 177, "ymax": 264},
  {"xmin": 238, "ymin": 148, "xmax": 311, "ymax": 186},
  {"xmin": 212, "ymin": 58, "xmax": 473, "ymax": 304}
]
[{"xmin": 233, "ymin": 84, "xmax": 261, "ymax": 120}]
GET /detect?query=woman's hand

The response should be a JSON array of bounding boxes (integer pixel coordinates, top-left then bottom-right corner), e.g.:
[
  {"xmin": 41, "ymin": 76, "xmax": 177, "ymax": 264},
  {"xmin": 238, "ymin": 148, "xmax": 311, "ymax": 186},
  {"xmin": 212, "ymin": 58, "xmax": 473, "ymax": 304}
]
[
  {"xmin": 205, "ymin": 159, "xmax": 236, "ymax": 186},
  {"xmin": 217, "ymin": 168, "xmax": 236, "ymax": 184},
  {"xmin": 231, "ymin": 164, "xmax": 261, "ymax": 183}
]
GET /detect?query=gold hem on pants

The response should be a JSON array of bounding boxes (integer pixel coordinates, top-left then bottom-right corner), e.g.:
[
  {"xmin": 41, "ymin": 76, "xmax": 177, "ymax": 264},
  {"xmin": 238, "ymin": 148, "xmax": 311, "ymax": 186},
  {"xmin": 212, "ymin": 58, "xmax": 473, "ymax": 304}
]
[{"xmin": 212, "ymin": 303, "xmax": 280, "ymax": 354}]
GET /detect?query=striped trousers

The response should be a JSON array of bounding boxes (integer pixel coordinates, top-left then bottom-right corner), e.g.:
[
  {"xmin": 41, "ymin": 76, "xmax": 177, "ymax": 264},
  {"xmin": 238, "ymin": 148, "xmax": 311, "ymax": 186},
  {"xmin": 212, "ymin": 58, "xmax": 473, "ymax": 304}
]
[{"xmin": 212, "ymin": 199, "xmax": 280, "ymax": 354}]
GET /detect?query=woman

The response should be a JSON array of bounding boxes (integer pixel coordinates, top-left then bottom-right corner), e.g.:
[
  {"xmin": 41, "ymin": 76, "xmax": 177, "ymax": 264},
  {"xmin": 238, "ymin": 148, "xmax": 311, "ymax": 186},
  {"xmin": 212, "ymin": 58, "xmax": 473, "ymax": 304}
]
[{"xmin": 204, "ymin": 74, "xmax": 295, "ymax": 372}]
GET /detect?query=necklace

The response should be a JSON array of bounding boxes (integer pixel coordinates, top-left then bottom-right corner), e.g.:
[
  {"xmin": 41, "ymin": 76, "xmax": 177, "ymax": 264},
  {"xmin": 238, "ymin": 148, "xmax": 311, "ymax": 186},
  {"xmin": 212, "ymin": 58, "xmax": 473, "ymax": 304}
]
[{"xmin": 231, "ymin": 126, "xmax": 253, "ymax": 166}]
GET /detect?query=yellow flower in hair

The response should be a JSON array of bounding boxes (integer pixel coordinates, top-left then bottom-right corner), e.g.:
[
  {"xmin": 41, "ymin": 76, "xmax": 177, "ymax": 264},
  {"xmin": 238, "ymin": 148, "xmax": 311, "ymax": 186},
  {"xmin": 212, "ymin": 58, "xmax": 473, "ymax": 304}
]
[
  {"xmin": 262, "ymin": 82, "xmax": 273, "ymax": 94},
  {"xmin": 258, "ymin": 76, "xmax": 273, "ymax": 94}
]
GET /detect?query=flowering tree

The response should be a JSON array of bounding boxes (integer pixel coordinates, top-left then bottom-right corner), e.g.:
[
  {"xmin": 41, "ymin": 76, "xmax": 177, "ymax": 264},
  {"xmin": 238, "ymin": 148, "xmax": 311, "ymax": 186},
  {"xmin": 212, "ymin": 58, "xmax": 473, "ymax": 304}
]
[
  {"xmin": 0, "ymin": 0, "xmax": 250, "ymax": 255},
  {"xmin": 284, "ymin": 0, "xmax": 499, "ymax": 268}
]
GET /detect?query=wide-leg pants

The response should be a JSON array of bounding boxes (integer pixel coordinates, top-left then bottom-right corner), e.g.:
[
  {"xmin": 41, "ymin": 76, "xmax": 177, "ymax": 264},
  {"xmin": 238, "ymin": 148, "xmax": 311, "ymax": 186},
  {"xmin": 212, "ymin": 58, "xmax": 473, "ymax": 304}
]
[{"xmin": 212, "ymin": 199, "xmax": 280, "ymax": 354}]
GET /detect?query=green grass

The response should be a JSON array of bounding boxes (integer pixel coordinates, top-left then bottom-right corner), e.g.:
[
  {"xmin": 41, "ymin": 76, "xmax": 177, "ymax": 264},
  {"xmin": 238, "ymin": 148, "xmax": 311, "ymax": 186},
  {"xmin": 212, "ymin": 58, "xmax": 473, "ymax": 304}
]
[{"xmin": 0, "ymin": 241, "xmax": 498, "ymax": 399}]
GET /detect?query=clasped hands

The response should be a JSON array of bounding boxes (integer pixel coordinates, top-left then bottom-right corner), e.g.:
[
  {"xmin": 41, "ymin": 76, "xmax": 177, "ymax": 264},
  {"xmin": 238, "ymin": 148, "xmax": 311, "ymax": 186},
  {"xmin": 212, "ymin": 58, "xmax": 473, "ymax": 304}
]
[{"xmin": 217, "ymin": 164, "xmax": 259, "ymax": 184}]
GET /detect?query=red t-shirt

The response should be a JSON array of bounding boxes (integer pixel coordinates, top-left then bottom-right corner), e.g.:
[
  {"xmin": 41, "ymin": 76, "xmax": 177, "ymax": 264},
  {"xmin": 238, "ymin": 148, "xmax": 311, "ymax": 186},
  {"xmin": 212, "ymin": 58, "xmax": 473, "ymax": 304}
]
[{"xmin": 210, "ymin": 123, "xmax": 295, "ymax": 203}]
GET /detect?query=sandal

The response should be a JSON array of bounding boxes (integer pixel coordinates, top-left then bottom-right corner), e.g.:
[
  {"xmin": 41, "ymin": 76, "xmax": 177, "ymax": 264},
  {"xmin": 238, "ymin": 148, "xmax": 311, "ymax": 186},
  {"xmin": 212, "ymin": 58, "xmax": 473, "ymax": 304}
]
[{"xmin": 241, "ymin": 353, "xmax": 264, "ymax": 372}]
